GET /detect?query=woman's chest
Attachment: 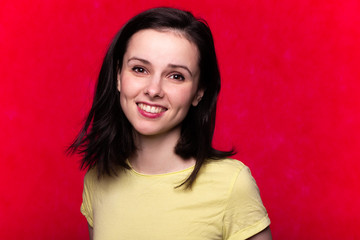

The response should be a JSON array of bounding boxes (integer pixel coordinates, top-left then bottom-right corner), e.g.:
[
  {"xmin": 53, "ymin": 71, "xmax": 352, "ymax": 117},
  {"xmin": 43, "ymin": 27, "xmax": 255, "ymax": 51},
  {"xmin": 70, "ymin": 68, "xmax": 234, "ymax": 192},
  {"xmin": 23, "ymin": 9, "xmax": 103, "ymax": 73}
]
[{"xmin": 92, "ymin": 178, "xmax": 228, "ymax": 240}]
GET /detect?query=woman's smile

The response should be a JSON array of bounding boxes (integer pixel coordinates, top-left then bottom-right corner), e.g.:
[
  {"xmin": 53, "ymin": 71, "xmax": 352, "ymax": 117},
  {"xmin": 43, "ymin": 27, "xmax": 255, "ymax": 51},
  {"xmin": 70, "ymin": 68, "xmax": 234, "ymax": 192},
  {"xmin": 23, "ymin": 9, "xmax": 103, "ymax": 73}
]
[{"xmin": 137, "ymin": 102, "xmax": 167, "ymax": 118}]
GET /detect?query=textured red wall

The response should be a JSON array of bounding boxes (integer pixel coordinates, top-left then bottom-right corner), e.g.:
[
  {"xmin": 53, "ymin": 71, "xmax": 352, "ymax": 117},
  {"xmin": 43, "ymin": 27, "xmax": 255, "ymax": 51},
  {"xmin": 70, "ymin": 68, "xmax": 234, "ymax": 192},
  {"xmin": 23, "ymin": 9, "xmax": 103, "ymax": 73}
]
[{"xmin": 1, "ymin": 0, "xmax": 359, "ymax": 239}]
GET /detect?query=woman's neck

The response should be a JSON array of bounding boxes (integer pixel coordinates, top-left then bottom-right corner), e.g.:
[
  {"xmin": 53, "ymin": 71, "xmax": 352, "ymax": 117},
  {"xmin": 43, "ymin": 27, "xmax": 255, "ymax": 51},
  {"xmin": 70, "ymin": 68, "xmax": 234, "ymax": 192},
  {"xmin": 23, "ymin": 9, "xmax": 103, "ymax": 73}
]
[{"xmin": 129, "ymin": 126, "xmax": 195, "ymax": 174}]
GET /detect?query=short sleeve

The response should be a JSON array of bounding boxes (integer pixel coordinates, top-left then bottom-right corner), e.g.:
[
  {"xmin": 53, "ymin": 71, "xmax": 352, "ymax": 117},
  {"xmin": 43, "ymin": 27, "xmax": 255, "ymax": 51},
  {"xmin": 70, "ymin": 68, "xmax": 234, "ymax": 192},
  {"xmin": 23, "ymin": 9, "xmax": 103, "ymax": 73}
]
[
  {"xmin": 223, "ymin": 166, "xmax": 270, "ymax": 240},
  {"xmin": 80, "ymin": 170, "xmax": 95, "ymax": 227}
]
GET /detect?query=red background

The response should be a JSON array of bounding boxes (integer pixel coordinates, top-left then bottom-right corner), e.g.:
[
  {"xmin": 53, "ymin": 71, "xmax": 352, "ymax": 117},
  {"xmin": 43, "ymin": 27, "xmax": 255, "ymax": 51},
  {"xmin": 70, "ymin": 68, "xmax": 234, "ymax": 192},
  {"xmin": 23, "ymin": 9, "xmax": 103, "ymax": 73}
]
[{"xmin": 1, "ymin": 0, "xmax": 359, "ymax": 239}]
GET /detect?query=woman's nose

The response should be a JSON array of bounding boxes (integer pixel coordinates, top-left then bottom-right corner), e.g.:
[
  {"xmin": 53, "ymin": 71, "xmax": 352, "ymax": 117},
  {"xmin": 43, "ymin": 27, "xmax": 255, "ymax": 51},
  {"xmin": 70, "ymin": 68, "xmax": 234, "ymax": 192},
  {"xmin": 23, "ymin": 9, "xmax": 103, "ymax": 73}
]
[{"xmin": 144, "ymin": 75, "xmax": 164, "ymax": 98}]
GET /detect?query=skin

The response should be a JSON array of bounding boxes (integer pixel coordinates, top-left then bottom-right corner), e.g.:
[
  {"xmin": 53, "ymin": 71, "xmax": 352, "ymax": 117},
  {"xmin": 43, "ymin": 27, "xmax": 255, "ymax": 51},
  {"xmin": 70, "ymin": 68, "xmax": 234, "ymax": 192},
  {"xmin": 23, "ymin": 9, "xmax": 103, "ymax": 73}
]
[
  {"xmin": 88, "ymin": 29, "xmax": 272, "ymax": 240},
  {"xmin": 89, "ymin": 225, "xmax": 93, "ymax": 240},
  {"xmin": 248, "ymin": 227, "xmax": 272, "ymax": 240}
]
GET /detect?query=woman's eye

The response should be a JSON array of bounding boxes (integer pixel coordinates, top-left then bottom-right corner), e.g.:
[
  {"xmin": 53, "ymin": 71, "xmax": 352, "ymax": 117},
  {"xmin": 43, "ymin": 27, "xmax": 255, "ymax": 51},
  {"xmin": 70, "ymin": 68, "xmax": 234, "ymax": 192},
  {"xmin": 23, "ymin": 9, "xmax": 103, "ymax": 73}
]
[
  {"xmin": 170, "ymin": 74, "xmax": 185, "ymax": 81},
  {"xmin": 132, "ymin": 67, "xmax": 146, "ymax": 73}
]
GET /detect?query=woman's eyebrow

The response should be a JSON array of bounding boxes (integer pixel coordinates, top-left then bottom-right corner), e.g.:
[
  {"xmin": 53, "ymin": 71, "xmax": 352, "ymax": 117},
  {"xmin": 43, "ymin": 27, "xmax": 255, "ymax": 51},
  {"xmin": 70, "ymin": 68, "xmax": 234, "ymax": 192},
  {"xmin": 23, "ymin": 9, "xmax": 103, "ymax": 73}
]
[
  {"xmin": 168, "ymin": 64, "xmax": 193, "ymax": 77},
  {"xmin": 127, "ymin": 57, "xmax": 150, "ymax": 64}
]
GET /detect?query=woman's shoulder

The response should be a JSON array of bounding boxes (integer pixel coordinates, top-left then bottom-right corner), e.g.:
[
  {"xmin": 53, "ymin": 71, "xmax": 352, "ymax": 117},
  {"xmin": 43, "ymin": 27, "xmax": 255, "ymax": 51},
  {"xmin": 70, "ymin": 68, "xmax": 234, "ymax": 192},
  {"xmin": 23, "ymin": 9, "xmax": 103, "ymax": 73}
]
[
  {"xmin": 194, "ymin": 158, "xmax": 260, "ymax": 201},
  {"xmin": 197, "ymin": 158, "xmax": 251, "ymax": 186},
  {"xmin": 84, "ymin": 166, "xmax": 97, "ymax": 180},
  {"xmin": 203, "ymin": 158, "xmax": 247, "ymax": 173},
  {"xmin": 82, "ymin": 167, "xmax": 98, "ymax": 190}
]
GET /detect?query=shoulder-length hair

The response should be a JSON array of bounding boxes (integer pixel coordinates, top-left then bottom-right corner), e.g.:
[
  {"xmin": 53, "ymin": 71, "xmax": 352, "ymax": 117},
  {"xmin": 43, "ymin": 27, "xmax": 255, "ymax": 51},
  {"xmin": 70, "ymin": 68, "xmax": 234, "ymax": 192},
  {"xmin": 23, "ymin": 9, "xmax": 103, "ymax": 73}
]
[{"xmin": 68, "ymin": 7, "xmax": 234, "ymax": 188}]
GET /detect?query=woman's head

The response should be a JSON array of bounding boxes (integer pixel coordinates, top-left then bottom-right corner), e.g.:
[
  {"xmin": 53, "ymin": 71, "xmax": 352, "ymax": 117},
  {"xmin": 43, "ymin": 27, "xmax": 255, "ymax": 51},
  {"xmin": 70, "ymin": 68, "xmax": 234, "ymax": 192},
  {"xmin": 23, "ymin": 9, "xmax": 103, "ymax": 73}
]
[
  {"xmin": 110, "ymin": 7, "xmax": 221, "ymax": 142},
  {"xmin": 70, "ymin": 7, "xmax": 232, "ymax": 187}
]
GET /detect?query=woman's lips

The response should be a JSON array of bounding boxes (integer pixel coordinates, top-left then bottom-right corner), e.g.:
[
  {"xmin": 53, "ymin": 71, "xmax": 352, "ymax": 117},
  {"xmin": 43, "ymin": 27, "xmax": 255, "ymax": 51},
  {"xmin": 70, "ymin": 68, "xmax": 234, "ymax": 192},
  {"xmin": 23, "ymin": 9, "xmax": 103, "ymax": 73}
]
[{"xmin": 137, "ymin": 102, "xmax": 167, "ymax": 118}]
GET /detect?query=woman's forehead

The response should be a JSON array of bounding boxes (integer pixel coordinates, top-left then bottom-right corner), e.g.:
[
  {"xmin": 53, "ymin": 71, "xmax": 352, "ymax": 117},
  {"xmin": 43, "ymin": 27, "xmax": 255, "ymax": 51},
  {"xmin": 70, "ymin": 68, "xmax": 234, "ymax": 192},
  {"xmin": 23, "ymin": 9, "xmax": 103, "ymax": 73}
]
[{"xmin": 123, "ymin": 29, "xmax": 199, "ymax": 72}]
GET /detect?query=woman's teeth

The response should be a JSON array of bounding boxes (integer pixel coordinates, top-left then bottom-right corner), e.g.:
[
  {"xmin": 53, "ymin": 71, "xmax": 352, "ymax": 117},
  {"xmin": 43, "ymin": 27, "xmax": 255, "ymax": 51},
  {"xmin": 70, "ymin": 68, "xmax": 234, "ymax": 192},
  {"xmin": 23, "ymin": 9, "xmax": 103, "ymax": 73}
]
[{"xmin": 138, "ymin": 103, "xmax": 166, "ymax": 113}]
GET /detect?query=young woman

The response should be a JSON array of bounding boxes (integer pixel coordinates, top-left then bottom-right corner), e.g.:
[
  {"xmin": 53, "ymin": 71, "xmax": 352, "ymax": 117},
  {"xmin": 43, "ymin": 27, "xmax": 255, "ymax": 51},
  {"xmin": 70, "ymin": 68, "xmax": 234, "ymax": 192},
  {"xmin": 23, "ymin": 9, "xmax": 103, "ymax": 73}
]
[{"xmin": 69, "ymin": 7, "xmax": 271, "ymax": 240}]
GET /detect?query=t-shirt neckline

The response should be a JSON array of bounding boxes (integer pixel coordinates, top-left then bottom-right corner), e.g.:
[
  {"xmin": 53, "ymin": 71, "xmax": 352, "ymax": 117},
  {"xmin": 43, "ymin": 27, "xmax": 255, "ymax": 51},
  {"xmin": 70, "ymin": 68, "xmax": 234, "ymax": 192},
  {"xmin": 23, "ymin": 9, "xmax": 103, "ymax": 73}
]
[{"xmin": 126, "ymin": 159, "xmax": 195, "ymax": 177}]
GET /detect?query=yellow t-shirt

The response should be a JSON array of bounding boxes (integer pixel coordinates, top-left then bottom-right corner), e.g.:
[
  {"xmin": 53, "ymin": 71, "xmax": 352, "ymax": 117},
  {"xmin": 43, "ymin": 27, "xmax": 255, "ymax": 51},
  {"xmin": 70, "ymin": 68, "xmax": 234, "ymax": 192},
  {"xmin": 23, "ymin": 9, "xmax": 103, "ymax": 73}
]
[{"xmin": 81, "ymin": 159, "xmax": 270, "ymax": 240}]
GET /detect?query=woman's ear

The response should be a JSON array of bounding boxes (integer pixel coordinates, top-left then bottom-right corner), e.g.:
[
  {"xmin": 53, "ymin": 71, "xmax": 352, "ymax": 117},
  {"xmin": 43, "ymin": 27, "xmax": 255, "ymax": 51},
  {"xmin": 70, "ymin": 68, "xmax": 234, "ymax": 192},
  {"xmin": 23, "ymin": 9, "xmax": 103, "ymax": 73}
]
[
  {"xmin": 117, "ymin": 71, "xmax": 121, "ymax": 92},
  {"xmin": 192, "ymin": 89, "xmax": 204, "ymax": 107}
]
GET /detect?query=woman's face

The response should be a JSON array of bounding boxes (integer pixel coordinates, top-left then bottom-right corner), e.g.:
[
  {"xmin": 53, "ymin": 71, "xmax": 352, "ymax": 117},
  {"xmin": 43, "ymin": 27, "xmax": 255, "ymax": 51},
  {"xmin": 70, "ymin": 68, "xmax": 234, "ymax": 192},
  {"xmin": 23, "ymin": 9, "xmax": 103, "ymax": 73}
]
[{"xmin": 117, "ymin": 29, "xmax": 203, "ymax": 137}]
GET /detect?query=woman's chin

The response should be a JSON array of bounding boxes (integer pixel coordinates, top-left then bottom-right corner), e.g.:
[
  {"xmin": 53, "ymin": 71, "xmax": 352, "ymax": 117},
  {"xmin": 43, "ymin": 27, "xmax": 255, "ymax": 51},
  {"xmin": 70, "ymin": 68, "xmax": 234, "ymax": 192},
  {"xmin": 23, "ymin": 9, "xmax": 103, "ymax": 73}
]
[{"xmin": 133, "ymin": 125, "xmax": 181, "ymax": 139}]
